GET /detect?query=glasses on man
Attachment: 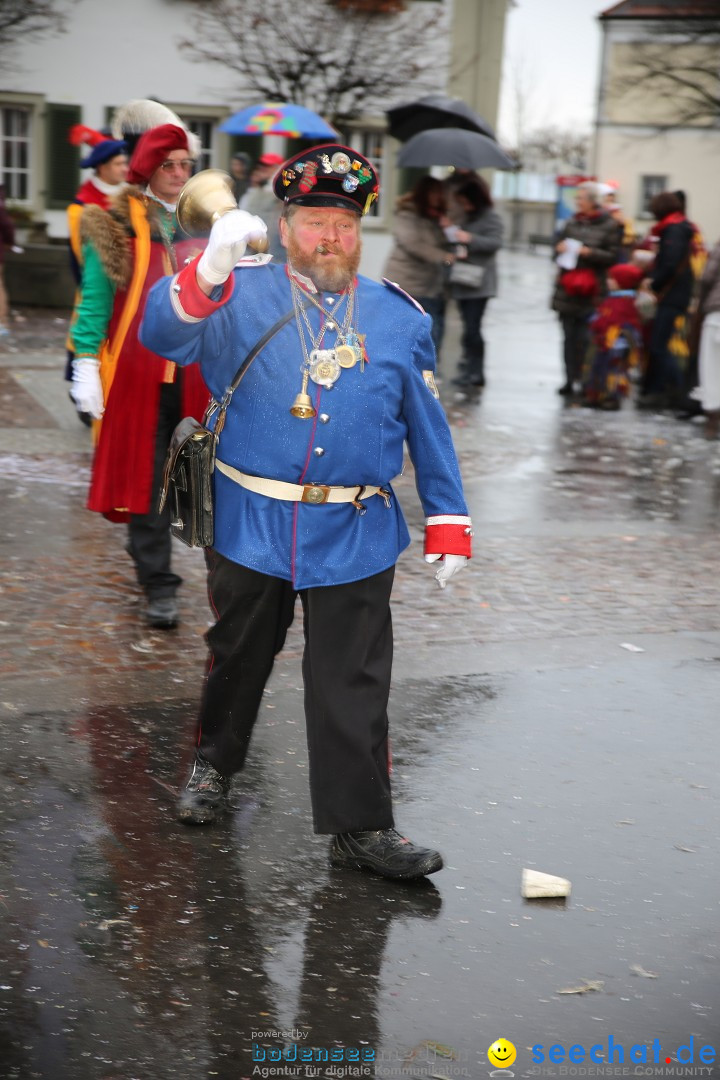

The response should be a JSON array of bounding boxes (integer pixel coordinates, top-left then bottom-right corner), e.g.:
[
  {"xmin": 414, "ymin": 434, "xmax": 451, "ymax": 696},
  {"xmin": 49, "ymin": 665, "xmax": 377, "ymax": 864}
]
[{"xmin": 158, "ymin": 159, "xmax": 194, "ymax": 173}]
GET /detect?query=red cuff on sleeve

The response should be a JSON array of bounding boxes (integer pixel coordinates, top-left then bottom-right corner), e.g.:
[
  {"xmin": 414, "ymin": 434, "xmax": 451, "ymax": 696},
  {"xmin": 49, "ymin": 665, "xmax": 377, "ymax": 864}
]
[
  {"xmin": 172, "ymin": 255, "xmax": 234, "ymax": 320},
  {"xmin": 424, "ymin": 522, "xmax": 473, "ymax": 559}
]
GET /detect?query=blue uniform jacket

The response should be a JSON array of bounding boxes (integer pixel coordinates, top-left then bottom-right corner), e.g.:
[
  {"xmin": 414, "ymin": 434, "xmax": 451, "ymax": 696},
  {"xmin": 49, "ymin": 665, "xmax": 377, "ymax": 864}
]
[{"xmin": 141, "ymin": 259, "xmax": 469, "ymax": 589}]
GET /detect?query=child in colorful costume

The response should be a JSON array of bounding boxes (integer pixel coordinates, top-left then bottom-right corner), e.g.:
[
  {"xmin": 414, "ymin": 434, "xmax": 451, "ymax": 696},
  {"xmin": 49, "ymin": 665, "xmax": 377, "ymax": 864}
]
[{"xmin": 581, "ymin": 263, "xmax": 644, "ymax": 410}]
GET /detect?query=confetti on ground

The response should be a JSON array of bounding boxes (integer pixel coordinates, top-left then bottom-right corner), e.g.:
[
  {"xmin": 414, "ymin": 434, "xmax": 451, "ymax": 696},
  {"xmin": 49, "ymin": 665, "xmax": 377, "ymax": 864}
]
[{"xmin": 557, "ymin": 980, "xmax": 604, "ymax": 995}]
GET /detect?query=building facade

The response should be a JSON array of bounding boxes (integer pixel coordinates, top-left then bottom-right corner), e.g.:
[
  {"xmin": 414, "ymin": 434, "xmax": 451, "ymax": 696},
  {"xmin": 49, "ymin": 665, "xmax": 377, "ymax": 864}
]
[
  {"xmin": 1, "ymin": 0, "xmax": 509, "ymax": 282},
  {"xmin": 593, "ymin": 0, "xmax": 720, "ymax": 241}
]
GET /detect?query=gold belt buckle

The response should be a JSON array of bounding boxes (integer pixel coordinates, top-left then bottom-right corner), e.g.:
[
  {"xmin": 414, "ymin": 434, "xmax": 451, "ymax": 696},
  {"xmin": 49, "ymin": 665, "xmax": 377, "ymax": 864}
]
[{"xmin": 302, "ymin": 483, "xmax": 331, "ymax": 505}]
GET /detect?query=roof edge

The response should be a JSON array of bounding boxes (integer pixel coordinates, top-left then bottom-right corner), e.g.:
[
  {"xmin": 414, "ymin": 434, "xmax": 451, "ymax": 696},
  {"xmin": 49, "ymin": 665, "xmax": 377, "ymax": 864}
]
[{"xmin": 599, "ymin": 1, "xmax": 720, "ymax": 18}]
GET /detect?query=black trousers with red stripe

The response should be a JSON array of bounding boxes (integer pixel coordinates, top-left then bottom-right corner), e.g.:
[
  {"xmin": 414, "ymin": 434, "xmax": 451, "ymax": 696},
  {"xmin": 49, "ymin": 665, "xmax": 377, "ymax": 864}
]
[{"xmin": 196, "ymin": 550, "xmax": 395, "ymax": 835}]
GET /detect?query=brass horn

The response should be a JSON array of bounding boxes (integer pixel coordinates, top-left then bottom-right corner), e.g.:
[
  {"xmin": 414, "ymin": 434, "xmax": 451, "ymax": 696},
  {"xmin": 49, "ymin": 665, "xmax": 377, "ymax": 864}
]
[{"xmin": 176, "ymin": 169, "xmax": 268, "ymax": 253}]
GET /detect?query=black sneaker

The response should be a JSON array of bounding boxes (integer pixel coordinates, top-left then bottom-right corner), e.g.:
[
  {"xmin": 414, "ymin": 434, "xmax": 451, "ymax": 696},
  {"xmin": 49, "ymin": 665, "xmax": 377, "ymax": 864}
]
[
  {"xmin": 330, "ymin": 829, "xmax": 443, "ymax": 880},
  {"xmin": 146, "ymin": 595, "xmax": 178, "ymax": 629},
  {"xmin": 177, "ymin": 753, "xmax": 231, "ymax": 825}
]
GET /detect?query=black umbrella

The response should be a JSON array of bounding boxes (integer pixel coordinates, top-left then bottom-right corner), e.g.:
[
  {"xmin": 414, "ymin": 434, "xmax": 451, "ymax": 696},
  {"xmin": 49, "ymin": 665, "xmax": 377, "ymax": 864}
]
[
  {"xmin": 387, "ymin": 94, "xmax": 496, "ymax": 142},
  {"xmin": 397, "ymin": 128, "xmax": 516, "ymax": 171}
]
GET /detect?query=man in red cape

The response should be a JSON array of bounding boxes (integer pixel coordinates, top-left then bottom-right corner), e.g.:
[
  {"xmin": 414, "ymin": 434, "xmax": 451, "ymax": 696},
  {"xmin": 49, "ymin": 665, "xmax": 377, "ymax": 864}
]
[{"xmin": 70, "ymin": 124, "xmax": 209, "ymax": 628}]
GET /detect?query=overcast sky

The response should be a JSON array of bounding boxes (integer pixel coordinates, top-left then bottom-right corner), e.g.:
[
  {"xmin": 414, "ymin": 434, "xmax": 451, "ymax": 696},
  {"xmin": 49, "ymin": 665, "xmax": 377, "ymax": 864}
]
[{"xmin": 497, "ymin": 0, "xmax": 608, "ymax": 143}]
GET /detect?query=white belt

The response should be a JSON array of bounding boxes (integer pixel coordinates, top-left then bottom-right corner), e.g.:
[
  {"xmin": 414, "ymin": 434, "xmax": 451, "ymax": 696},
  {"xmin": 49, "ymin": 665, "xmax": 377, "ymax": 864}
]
[{"xmin": 215, "ymin": 459, "xmax": 386, "ymax": 506}]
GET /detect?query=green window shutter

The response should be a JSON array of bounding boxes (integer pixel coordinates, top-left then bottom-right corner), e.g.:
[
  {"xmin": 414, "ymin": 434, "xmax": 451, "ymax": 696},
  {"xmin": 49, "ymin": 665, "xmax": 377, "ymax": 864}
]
[{"xmin": 45, "ymin": 103, "xmax": 81, "ymax": 209}]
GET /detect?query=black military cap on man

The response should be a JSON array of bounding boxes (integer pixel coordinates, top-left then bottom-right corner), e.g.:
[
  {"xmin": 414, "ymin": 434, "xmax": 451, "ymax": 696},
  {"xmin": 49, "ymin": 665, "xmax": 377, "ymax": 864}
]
[{"xmin": 273, "ymin": 143, "xmax": 379, "ymax": 216}]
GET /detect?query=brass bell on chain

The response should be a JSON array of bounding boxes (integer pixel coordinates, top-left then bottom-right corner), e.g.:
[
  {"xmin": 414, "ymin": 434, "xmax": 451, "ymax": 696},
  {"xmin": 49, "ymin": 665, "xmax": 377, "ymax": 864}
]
[
  {"xmin": 290, "ymin": 371, "xmax": 316, "ymax": 418},
  {"xmin": 176, "ymin": 169, "xmax": 268, "ymax": 252},
  {"xmin": 290, "ymin": 393, "xmax": 316, "ymax": 419}
]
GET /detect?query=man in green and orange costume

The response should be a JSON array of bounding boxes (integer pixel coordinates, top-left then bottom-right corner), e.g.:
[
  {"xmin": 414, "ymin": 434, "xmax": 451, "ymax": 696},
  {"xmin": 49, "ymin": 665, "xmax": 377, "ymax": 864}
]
[{"xmin": 70, "ymin": 124, "xmax": 209, "ymax": 628}]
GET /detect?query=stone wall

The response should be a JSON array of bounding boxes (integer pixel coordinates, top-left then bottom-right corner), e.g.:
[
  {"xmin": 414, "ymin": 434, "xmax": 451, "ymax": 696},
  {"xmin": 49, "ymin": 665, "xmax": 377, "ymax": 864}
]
[{"xmin": 5, "ymin": 245, "xmax": 75, "ymax": 308}]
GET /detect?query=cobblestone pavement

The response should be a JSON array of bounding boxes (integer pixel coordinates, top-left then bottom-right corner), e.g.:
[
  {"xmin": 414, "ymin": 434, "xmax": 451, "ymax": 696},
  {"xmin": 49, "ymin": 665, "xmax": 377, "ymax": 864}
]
[
  {"xmin": 2, "ymin": 253, "xmax": 720, "ymax": 1071},
  {"xmin": 2, "ymin": 252, "xmax": 720, "ymax": 697}
]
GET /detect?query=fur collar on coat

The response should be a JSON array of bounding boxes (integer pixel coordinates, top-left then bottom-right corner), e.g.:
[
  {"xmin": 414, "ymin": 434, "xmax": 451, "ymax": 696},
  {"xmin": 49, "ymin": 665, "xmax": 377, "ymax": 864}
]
[{"xmin": 79, "ymin": 185, "xmax": 172, "ymax": 289}]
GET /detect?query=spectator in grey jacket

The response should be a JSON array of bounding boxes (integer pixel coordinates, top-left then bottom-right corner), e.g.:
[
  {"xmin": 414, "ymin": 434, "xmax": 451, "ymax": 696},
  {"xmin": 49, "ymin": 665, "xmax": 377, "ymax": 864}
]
[
  {"xmin": 448, "ymin": 177, "xmax": 504, "ymax": 389},
  {"xmin": 383, "ymin": 176, "xmax": 455, "ymax": 363}
]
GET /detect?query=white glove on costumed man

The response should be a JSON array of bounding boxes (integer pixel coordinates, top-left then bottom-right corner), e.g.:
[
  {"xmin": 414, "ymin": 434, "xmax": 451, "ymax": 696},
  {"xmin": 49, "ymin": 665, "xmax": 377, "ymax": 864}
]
[
  {"xmin": 425, "ymin": 553, "xmax": 468, "ymax": 589},
  {"xmin": 70, "ymin": 357, "xmax": 104, "ymax": 419},
  {"xmin": 197, "ymin": 210, "xmax": 268, "ymax": 285},
  {"xmin": 424, "ymin": 514, "xmax": 472, "ymax": 589}
]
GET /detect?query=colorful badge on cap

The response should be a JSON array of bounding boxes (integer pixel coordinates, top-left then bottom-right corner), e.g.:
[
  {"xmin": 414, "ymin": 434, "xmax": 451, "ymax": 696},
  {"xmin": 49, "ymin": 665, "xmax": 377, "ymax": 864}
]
[
  {"xmin": 331, "ymin": 152, "xmax": 351, "ymax": 174},
  {"xmin": 298, "ymin": 161, "xmax": 318, "ymax": 193}
]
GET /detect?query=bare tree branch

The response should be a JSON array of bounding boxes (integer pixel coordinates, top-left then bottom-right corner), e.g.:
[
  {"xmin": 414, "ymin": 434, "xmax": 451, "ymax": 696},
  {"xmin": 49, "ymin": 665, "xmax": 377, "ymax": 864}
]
[
  {"xmin": 609, "ymin": 19, "xmax": 720, "ymax": 128},
  {"xmin": 177, "ymin": 0, "xmax": 449, "ymax": 120},
  {"xmin": 0, "ymin": 0, "xmax": 71, "ymax": 70},
  {"xmin": 518, "ymin": 125, "xmax": 591, "ymax": 172}
]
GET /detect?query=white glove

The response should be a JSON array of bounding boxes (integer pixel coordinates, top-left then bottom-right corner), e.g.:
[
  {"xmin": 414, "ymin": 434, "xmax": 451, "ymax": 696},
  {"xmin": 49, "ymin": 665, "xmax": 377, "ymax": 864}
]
[
  {"xmin": 197, "ymin": 209, "xmax": 268, "ymax": 285},
  {"xmin": 425, "ymin": 553, "xmax": 468, "ymax": 590},
  {"xmin": 70, "ymin": 357, "xmax": 104, "ymax": 419}
]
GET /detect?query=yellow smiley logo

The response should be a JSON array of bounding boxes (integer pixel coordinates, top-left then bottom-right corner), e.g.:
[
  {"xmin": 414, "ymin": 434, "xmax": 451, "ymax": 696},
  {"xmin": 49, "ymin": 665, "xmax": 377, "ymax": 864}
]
[{"xmin": 488, "ymin": 1039, "xmax": 517, "ymax": 1069}]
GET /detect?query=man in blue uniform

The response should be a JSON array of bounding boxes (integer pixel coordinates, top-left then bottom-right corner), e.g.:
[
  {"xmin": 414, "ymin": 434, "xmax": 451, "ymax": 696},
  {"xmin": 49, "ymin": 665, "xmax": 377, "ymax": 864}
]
[{"xmin": 141, "ymin": 144, "xmax": 472, "ymax": 880}]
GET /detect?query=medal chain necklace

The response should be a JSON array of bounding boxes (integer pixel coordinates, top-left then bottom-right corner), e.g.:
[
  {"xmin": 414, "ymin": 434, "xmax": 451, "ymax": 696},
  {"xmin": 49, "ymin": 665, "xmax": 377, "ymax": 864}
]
[
  {"xmin": 291, "ymin": 275, "xmax": 355, "ymax": 345},
  {"xmin": 290, "ymin": 274, "xmax": 361, "ymax": 389}
]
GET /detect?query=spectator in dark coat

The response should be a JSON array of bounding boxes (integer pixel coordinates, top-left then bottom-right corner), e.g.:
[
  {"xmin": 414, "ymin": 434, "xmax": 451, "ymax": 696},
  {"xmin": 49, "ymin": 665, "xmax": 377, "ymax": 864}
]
[
  {"xmin": 448, "ymin": 177, "xmax": 504, "ymax": 389},
  {"xmin": 638, "ymin": 191, "xmax": 694, "ymax": 409},
  {"xmin": 551, "ymin": 181, "xmax": 621, "ymax": 396},
  {"xmin": 229, "ymin": 152, "xmax": 251, "ymax": 204}
]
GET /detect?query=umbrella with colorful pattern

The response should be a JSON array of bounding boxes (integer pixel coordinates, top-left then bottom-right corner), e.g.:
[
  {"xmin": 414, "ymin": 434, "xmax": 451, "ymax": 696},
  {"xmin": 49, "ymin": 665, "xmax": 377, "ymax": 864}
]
[{"xmin": 219, "ymin": 103, "xmax": 339, "ymax": 141}]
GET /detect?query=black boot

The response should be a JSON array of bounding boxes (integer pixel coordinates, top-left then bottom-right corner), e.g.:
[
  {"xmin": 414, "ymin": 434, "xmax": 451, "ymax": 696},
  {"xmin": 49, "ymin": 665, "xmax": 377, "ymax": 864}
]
[
  {"xmin": 146, "ymin": 594, "xmax": 179, "ymax": 629},
  {"xmin": 330, "ymin": 829, "xmax": 443, "ymax": 880},
  {"xmin": 177, "ymin": 753, "xmax": 231, "ymax": 825}
]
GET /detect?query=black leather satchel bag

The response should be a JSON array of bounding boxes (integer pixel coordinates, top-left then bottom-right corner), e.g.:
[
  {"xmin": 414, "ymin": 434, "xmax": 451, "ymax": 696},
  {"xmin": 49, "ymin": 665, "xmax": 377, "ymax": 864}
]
[
  {"xmin": 159, "ymin": 416, "xmax": 216, "ymax": 547},
  {"xmin": 158, "ymin": 304, "xmax": 303, "ymax": 549}
]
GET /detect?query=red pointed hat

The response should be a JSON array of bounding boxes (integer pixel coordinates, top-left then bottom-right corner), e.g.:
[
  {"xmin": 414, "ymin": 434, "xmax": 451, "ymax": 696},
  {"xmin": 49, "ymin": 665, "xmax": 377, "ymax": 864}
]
[
  {"xmin": 273, "ymin": 143, "xmax": 379, "ymax": 215},
  {"xmin": 127, "ymin": 124, "xmax": 191, "ymax": 185},
  {"xmin": 609, "ymin": 263, "xmax": 644, "ymax": 290}
]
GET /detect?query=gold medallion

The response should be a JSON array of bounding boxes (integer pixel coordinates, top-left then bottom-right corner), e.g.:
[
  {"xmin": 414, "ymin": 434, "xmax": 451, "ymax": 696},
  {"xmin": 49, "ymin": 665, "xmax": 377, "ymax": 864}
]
[{"xmin": 336, "ymin": 344, "xmax": 359, "ymax": 369}]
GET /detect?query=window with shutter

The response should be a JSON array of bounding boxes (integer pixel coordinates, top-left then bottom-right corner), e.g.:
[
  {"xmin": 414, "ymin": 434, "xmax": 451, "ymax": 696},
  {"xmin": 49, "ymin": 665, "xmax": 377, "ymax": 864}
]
[
  {"xmin": 45, "ymin": 103, "xmax": 81, "ymax": 209},
  {"xmin": 0, "ymin": 106, "xmax": 32, "ymax": 201}
]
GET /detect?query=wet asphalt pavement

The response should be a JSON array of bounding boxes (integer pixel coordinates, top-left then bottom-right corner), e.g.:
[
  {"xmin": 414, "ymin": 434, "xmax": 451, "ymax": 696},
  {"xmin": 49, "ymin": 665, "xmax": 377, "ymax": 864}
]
[{"xmin": 1, "ymin": 253, "xmax": 719, "ymax": 1079}]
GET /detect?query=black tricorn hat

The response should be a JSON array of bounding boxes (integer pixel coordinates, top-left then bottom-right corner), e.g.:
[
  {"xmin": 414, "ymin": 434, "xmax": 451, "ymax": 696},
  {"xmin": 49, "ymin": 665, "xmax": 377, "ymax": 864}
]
[{"xmin": 273, "ymin": 143, "xmax": 379, "ymax": 216}]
